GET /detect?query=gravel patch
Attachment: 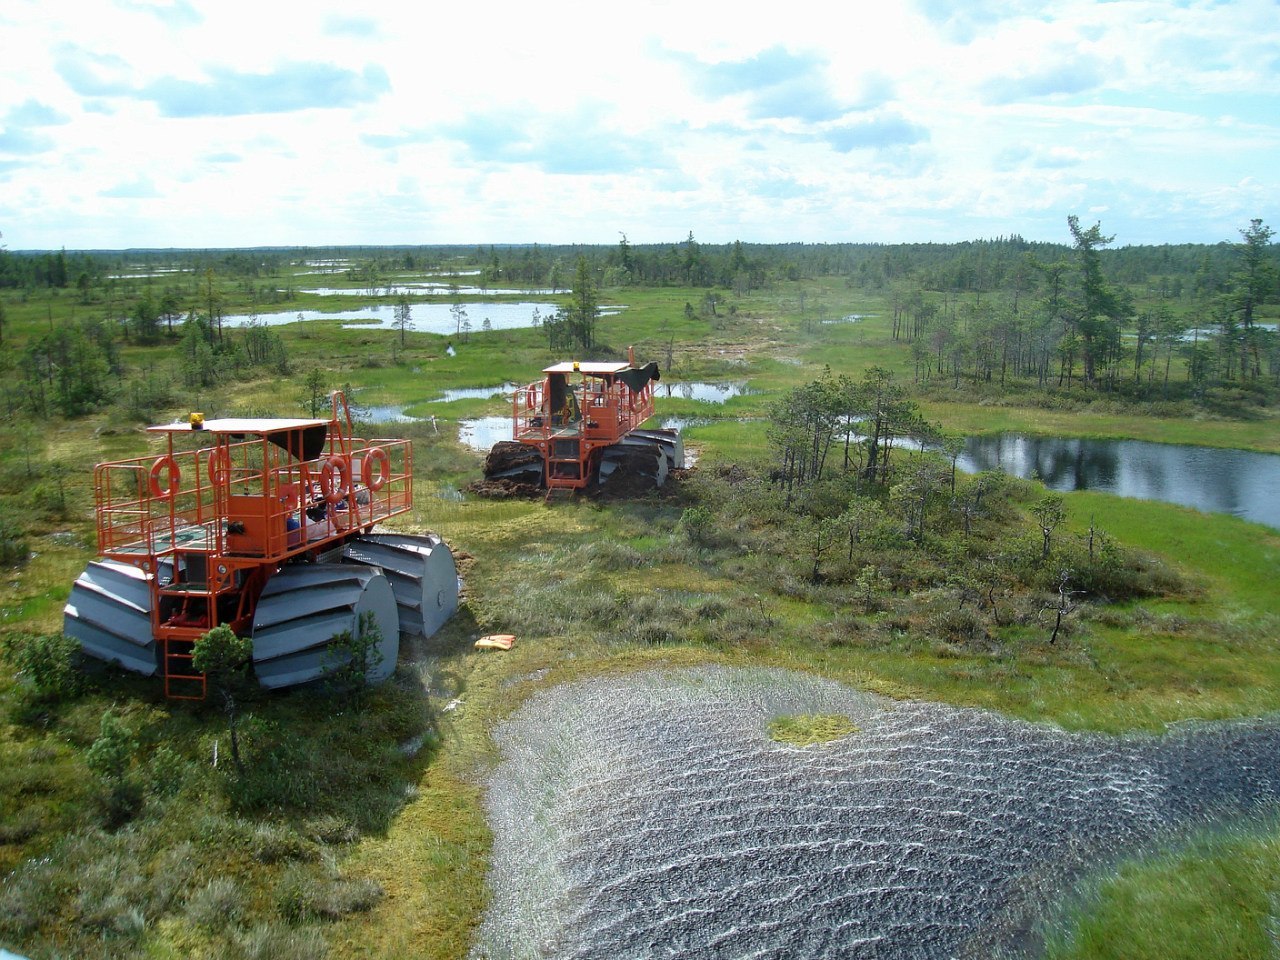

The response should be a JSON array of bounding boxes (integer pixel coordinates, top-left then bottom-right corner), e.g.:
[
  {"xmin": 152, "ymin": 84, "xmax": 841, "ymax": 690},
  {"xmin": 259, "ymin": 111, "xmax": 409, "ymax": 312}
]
[{"xmin": 473, "ymin": 666, "xmax": 1280, "ymax": 959}]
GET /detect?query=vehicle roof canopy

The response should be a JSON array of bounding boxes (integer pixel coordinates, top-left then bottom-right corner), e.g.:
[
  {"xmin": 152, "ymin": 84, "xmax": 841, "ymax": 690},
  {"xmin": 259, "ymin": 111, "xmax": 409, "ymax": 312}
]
[
  {"xmin": 148, "ymin": 418, "xmax": 331, "ymax": 461},
  {"xmin": 543, "ymin": 362, "xmax": 631, "ymax": 375},
  {"xmin": 542, "ymin": 361, "xmax": 662, "ymax": 395}
]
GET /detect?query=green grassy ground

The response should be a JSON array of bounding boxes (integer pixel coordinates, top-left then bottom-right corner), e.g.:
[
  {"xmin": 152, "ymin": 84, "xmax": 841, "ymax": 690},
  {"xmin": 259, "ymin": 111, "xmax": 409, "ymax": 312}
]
[
  {"xmin": 2, "ymin": 267, "xmax": 1279, "ymax": 958},
  {"xmin": 1041, "ymin": 820, "xmax": 1280, "ymax": 960},
  {"xmin": 794, "ymin": 495, "xmax": 1279, "ymax": 733},
  {"xmin": 927, "ymin": 400, "xmax": 1280, "ymax": 453}
]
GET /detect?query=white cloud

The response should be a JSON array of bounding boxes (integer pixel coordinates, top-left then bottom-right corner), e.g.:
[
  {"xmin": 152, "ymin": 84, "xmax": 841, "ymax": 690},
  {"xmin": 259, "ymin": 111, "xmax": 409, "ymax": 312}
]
[
  {"xmin": 101, "ymin": 176, "xmax": 162, "ymax": 199},
  {"xmin": 142, "ymin": 62, "xmax": 391, "ymax": 117},
  {"xmin": 0, "ymin": 0, "xmax": 1275, "ymax": 248}
]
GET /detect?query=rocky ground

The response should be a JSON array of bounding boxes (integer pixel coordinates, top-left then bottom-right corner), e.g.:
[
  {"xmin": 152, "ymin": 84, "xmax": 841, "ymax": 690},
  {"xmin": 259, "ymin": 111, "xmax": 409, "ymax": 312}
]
[{"xmin": 473, "ymin": 667, "xmax": 1280, "ymax": 959}]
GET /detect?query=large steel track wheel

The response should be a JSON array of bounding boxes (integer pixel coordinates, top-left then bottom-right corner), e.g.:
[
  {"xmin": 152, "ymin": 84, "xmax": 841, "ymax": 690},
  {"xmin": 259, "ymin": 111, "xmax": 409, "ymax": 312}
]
[
  {"xmin": 626, "ymin": 428, "xmax": 685, "ymax": 471},
  {"xmin": 251, "ymin": 564, "xmax": 400, "ymax": 690},
  {"xmin": 481, "ymin": 441, "xmax": 545, "ymax": 484},
  {"xmin": 342, "ymin": 532, "xmax": 459, "ymax": 637},
  {"xmin": 63, "ymin": 559, "xmax": 159, "ymax": 675}
]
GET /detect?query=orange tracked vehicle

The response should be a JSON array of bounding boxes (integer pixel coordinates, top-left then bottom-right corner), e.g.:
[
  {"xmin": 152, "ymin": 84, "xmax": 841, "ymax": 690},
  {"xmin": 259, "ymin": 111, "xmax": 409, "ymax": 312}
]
[
  {"xmin": 482, "ymin": 349, "xmax": 683, "ymax": 494},
  {"xmin": 64, "ymin": 392, "xmax": 457, "ymax": 698}
]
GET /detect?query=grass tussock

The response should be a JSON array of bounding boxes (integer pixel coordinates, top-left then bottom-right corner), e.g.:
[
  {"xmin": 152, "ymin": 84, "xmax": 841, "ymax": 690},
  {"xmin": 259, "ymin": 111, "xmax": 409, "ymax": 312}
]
[
  {"xmin": 185, "ymin": 876, "xmax": 248, "ymax": 932},
  {"xmin": 767, "ymin": 713, "xmax": 859, "ymax": 746},
  {"xmin": 277, "ymin": 864, "xmax": 384, "ymax": 921}
]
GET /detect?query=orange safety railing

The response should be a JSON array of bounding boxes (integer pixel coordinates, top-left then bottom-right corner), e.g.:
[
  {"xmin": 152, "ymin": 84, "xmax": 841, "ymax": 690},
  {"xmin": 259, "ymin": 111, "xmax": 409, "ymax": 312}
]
[
  {"xmin": 512, "ymin": 380, "xmax": 548, "ymax": 441},
  {"xmin": 511, "ymin": 372, "xmax": 655, "ymax": 490},
  {"xmin": 512, "ymin": 376, "xmax": 655, "ymax": 446},
  {"xmin": 95, "ymin": 437, "xmax": 412, "ymax": 565},
  {"xmin": 85, "ymin": 391, "xmax": 415, "ymax": 700}
]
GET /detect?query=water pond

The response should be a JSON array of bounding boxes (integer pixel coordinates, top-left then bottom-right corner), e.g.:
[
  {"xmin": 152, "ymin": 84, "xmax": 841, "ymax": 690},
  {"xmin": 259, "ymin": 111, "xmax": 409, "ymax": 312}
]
[
  {"xmin": 458, "ymin": 417, "xmax": 513, "ymax": 451},
  {"xmin": 959, "ymin": 434, "xmax": 1280, "ymax": 529},
  {"xmin": 657, "ymin": 416, "xmax": 714, "ymax": 434},
  {"xmin": 360, "ymin": 404, "xmax": 423, "ymax": 424},
  {"xmin": 363, "ymin": 387, "xmax": 518, "ymax": 426},
  {"xmin": 107, "ymin": 267, "xmax": 190, "ymax": 279},
  {"xmin": 221, "ymin": 301, "xmax": 617, "ymax": 334},
  {"xmin": 438, "ymin": 384, "xmax": 518, "ymax": 402},
  {"xmin": 656, "ymin": 381, "xmax": 754, "ymax": 403},
  {"xmin": 821, "ymin": 313, "xmax": 871, "ymax": 324},
  {"xmin": 297, "ymin": 284, "xmax": 561, "ymax": 297}
]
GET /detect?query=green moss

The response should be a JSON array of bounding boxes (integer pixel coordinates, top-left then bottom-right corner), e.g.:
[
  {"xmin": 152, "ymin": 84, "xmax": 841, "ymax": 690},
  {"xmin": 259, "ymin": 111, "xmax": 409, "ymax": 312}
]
[
  {"xmin": 1043, "ymin": 822, "xmax": 1280, "ymax": 960},
  {"xmin": 767, "ymin": 713, "xmax": 859, "ymax": 746}
]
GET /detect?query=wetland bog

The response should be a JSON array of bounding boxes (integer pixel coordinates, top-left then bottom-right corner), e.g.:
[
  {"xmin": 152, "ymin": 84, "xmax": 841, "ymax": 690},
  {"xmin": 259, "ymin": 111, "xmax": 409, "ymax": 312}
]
[{"xmin": 1, "ymin": 243, "xmax": 1278, "ymax": 960}]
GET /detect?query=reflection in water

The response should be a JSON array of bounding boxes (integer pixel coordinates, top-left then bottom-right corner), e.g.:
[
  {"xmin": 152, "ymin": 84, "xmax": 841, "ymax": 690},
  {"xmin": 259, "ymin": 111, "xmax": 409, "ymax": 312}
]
[
  {"xmin": 220, "ymin": 301, "xmax": 622, "ymax": 334},
  {"xmin": 107, "ymin": 267, "xmax": 190, "ymax": 279},
  {"xmin": 361, "ymin": 404, "xmax": 418, "ymax": 423},
  {"xmin": 657, "ymin": 381, "xmax": 754, "ymax": 403},
  {"xmin": 658, "ymin": 416, "xmax": 712, "ymax": 433},
  {"xmin": 458, "ymin": 416, "xmax": 513, "ymax": 451},
  {"xmin": 298, "ymin": 284, "xmax": 560, "ymax": 296},
  {"xmin": 438, "ymin": 383, "xmax": 517, "ymax": 402},
  {"xmin": 960, "ymin": 435, "xmax": 1280, "ymax": 529}
]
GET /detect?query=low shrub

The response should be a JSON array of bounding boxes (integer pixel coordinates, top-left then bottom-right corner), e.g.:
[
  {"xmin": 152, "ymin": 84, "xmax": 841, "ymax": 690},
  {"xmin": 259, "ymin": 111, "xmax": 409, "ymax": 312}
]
[
  {"xmin": 85, "ymin": 710, "xmax": 143, "ymax": 828},
  {"xmin": 927, "ymin": 606, "xmax": 990, "ymax": 646},
  {"xmin": 0, "ymin": 804, "xmax": 46, "ymax": 844},
  {"xmin": 312, "ymin": 876, "xmax": 383, "ymax": 918},
  {"xmin": 222, "ymin": 724, "xmax": 323, "ymax": 814},
  {"xmin": 678, "ymin": 505, "xmax": 718, "ymax": 547},
  {"xmin": 143, "ymin": 743, "xmax": 200, "ymax": 799},
  {"xmin": 277, "ymin": 864, "xmax": 383, "ymax": 922},
  {"xmin": 251, "ymin": 822, "xmax": 319, "ymax": 864},
  {"xmin": 708, "ymin": 603, "xmax": 777, "ymax": 648},
  {"xmin": 186, "ymin": 876, "xmax": 247, "ymax": 931},
  {"xmin": 1, "ymin": 632, "xmax": 85, "ymax": 702},
  {"xmin": 234, "ymin": 923, "xmax": 328, "ymax": 960},
  {"xmin": 1031, "ymin": 538, "xmax": 1186, "ymax": 602},
  {"xmin": 0, "ymin": 513, "xmax": 29, "ymax": 565}
]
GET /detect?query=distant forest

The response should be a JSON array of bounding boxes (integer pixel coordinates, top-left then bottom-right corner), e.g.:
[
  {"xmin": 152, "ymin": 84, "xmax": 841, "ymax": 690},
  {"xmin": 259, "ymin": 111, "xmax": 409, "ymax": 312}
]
[
  {"xmin": 2, "ymin": 230, "xmax": 1273, "ymax": 298},
  {"xmin": 1, "ymin": 219, "xmax": 1276, "ymax": 417}
]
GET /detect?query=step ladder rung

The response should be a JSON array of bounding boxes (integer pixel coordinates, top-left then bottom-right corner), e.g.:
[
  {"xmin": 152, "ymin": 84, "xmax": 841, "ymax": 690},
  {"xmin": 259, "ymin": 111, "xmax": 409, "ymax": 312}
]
[{"xmin": 161, "ymin": 636, "xmax": 207, "ymax": 701}]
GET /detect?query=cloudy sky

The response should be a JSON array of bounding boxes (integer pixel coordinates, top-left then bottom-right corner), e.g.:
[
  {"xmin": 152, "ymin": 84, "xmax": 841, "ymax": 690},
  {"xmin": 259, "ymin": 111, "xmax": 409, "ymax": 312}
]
[{"xmin": 1, "ymin": 0, "xmax": 1277, "ymax": 250}]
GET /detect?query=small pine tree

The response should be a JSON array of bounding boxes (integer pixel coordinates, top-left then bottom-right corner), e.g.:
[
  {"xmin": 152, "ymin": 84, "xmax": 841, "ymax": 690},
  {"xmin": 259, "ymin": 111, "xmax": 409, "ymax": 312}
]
[
  {"xmin": 192, "ymin": 625, "xmax": 253, "ymax": 773},
  {"xmin": 85, "ymin": 710, "xmax": 142, "ymax": 825}
]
